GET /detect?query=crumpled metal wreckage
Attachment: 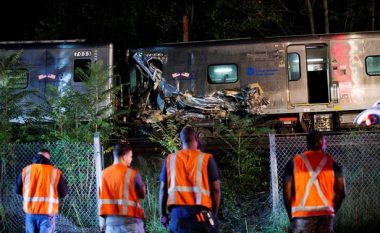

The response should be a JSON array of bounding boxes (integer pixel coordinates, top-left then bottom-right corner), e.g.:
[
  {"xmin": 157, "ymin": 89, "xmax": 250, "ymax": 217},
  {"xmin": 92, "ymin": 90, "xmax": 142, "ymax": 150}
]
[
  {"xmin": 133, "ymin": 52, "xmax": 270, "ymax": 123},
  {"xmin": 353, "ymin": 100, "xmax": 380, "ymax": 126},
  {"xmin": 142, "ymin": 84, "xmax": 270, "ymax": 123}
]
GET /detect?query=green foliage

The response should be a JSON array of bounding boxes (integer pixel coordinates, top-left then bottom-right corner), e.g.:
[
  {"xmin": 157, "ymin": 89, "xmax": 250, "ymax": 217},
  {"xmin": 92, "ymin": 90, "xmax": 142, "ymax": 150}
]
[
  {"xmin": 0, "ymin": 52, "xmax": 126, "ymax": 144},
  {"xmin": 35, "ymin": 60, "xmax": 125, "ymax": 143},
  {"xmin": 0, "ymin": 141, "xmax": 99, "ymax": 231},
  {"xmin": 215, "ymin": 114, "xmax": 269, "ymax": 232},
  {"xmin": 48, "ymin": 142, "xmax": 98, "ymax": 228},
  {"xmin": 140, "ymin": 119, "xmax": 188, "ymax": 155},
  {"xmin": 258, "ymin": 212, "xmax": 289, "ymax": 233},
  {"xmin": 0, "ymin": 203, "xmax": 5, "ymax": 232},
  {"xmin": 142, "ymin": 114, "xmax": 271, "ymax": 232},
  {"xmin": 70, "ymin": 60, "xmax": 118, "ymax": 138},
  {"xmin": 332, "ymin": 131, "xmax": 380, "ymax": 233},
  {"xmin": 137, "ymin": 155, "xmax": 167, "ymax": 233},
  {"xmin": 0, "ymin": 51, "xmax": 37, "ymax": 143},
  {"xmin": 218, "ymin": 114, "xmax": 266, "ymax": 184},
  {"xmin": 205, "ymin": 0, "xmax": 288, "ymax": 38}
]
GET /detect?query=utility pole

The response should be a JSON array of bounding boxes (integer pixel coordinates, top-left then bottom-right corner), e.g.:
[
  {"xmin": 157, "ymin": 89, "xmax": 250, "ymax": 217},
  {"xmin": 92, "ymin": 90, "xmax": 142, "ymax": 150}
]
[{"xmin": 183, "ymin": 15, "xmax": 189, "ymax": 42}]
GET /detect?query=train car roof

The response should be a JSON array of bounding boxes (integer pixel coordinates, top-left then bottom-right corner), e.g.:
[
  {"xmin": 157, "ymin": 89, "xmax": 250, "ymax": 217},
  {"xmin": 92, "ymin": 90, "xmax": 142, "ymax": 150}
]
[
  {"xmin": 131, "ymin": 31, "xmax": 380, "ymax": 51},
  {"xmin": 0, "ymin": 39, "xmax": 112, "ymax": 49}
]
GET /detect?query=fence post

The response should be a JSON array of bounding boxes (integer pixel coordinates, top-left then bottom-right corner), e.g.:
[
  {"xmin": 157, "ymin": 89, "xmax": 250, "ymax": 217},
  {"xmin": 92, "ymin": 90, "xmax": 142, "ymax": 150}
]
[
  {"xmin": 269, "ymin": 132, "xmax": 279, "ymax": 227},
  {"xmin": 94, "ymin": 132, "xmax": 104, "ymax": 230}
]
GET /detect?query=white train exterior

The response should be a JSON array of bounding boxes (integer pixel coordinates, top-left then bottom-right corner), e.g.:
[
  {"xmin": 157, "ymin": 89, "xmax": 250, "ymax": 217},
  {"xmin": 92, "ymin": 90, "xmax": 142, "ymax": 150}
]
[{"xmin": 128, "ymin": 32, "xmax": 380, "ymax": 132}]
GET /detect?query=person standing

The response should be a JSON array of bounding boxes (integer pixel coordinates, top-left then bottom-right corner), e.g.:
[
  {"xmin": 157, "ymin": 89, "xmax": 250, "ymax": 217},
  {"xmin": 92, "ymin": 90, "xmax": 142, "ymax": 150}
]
[
  {"xmin": 159, "ymin": 126, "xmax": 221, "ymax": 233},
  {"xmin": 14, "ymin": 149, "xmax": 68, "ymax": 233},
  {"xmin": 99, "ymin": 143, "xmax": 146, "ymax": 233},
  {"xmin": 283, "ymin": 131, "xmax": 346, "ymax": 233}
]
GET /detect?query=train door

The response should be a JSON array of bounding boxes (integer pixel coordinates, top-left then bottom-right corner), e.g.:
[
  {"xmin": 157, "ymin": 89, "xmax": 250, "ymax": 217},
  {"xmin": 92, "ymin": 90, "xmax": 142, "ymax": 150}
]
[
  {"xmin": 287, "ymin": 44, "xmax": 330, "ymax": 105},
  {"xmin": 288, "ymin": 45, "xmax": 308, "ymax": 104}
]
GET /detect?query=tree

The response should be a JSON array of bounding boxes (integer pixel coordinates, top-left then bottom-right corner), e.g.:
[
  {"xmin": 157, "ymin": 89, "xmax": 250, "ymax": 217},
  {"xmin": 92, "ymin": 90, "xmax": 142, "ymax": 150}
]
[
  {"xmin": 371, "ymin": 0, "xmax": 375, "ymax": 31},
  {"xmin": 196, "ymin": 0, "xmax": 291, "ymax": 39},
  {"xmin": 39, "ymin": 60, "xmax": 124, "ymax": 143},
  {"xmin": 217, "ymin": 114, "xmax": 265, "ymax": 180},
  {"xmin": 0, "ymin": 51, "xmax": 36, "ymax": 143},
  {"xmin": 141, "ymin": 119, "xmax": 187, "ymax": 156},
  {"xmin": 306, "ymin": 0, "xmax": 316, "ymax": 34},
  {"xmin": 323, "ymin": 0, "xmax": 330, "ymax": 33}
]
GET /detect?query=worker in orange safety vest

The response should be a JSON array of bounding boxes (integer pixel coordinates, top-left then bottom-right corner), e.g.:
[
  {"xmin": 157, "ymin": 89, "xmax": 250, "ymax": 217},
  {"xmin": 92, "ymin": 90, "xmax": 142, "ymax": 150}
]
[
  {"xmin": 99, "ymin": 143, "xmax": 146, "ymax": 233},
  {"xmin": 14, "ymin": 148, "xmax": 68, "ymax": 233},
  {"xmin": 283, "ymin": 131, "xmax": 346, "ymax": 233},
  {"xmin": 159, "ymin": 126, "xmax": 221, "ymax": 233}
]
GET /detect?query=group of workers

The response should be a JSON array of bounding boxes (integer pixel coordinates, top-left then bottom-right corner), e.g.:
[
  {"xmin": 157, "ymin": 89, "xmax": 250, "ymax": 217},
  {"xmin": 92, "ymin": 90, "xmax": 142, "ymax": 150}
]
[{"xmin": 15, "ymin": 127, "xmax": 346, "ymax": 233}]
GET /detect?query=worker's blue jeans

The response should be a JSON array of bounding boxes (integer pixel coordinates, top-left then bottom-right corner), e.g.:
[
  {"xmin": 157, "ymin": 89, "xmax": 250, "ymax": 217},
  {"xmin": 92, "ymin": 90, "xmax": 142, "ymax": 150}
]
[
  {"xmin": 105, "ymin": 215, "xmax": 145, "ymax": 233},
  {"xmin": 25, "ymin": 214, "xmax": 56, "ymax": 233}
]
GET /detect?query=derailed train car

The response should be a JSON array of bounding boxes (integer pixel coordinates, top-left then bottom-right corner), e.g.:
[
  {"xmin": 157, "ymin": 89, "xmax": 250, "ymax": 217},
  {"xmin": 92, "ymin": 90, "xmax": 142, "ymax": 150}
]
[
  {"xmin": 0, "ymin": 40, "xmax": 113, "ymax": 121},
  {"xmin": 127, "ymin": 32, "xmax": 380, "ymax": 133}
]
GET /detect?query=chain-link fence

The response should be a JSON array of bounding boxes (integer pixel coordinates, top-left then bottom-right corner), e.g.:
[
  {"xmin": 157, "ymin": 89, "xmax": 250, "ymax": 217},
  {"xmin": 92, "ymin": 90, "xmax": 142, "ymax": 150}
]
[
  {"xmin": 269, "ymin": 131, "xmax": 380, "ymax": 232},
  {"xmin": 0, "ymin": 141, "xmax": 101, "ymax": 233}
]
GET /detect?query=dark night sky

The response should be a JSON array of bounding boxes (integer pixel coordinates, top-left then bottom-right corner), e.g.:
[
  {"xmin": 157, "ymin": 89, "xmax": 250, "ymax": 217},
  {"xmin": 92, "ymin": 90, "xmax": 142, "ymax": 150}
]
[
  {"xmin": 0, "ymin": 1, "xmax": 375, "ymax": 45},
  {"xmin": 0, "ymin": 2, "xmax": 45, "ymax": 41},
  {"xmin": 0, "ymin": 1, "xmax": 149, "ymax": 50}
]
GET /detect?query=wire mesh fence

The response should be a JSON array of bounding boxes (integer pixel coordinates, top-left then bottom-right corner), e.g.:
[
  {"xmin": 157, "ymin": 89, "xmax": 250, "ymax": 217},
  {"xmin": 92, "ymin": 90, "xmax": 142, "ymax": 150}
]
[
  {"xmin": 269, "ymin": 131, "xmax": 380, "ymax": 232},
  {"xmin": 0, "ymin": 141, "xmax": 101, "ymax": 233}
]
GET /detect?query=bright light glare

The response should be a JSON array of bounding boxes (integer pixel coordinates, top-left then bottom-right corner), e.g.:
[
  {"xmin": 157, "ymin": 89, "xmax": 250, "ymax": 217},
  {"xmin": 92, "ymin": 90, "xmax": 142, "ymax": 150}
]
[
  {"xmin": 289, "ymin": 58, "xmax": 324, "ymax": 63},
  {"xmin": 366, "ymin": 117, "xmax": 372, "ymax": 126},
  {"xmin": 214, "ymin": 67, "xmax": 232, "ymax": 73},
  {"xmin": 307, "ymin": 58, "xmax": 324, "ymax": 62}
]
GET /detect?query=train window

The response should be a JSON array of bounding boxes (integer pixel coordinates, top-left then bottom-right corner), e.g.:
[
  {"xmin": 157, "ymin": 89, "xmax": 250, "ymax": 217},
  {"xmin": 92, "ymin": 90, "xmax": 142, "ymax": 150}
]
[
  {"xmin": 288, "ymin": 53, "xmax": 300, "ymax": 81},
  {"xmin": 207, "ymin": 64, "xmax": 238, "ymax": 84},
  {"xmin": 74, "ymin": 59, "xmax": 91, "ymax": 82},
  {"xmin": 2, "ymin": 69, "xmax": 28, "ymax": 89},
  {"xmin": 365, "ymin": 56, "xmax": 380, "ymax": 76}
]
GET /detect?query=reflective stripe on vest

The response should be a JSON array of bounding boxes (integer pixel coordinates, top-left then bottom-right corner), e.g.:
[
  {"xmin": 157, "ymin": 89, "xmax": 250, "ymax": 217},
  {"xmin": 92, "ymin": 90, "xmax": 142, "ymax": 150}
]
[
  {"xmin": 23, "ymin": 165, "xmax": 59, "ymax": 214},
  {"xmin": 168, "ymin": 152, "xmax": 210, "ymax": 205},
  {"xmin": 99, "ymin": 168, "xmax": 143, "ymax": 215},
  {"xmin": 291, "ymin": 153, "xmax": 334, "ymax": 214},
  {"xmin": 99, "ymin": 199, "xmax": 142, "ymax": 209}
]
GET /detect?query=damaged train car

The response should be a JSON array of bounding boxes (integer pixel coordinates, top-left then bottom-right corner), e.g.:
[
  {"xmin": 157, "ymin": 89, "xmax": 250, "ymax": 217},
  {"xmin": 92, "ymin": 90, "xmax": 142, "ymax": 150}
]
[
  {"xmin": 126, "ymin": 32, "xmax": 380, "ymax": 133},
  {"xmin": 0, "ymin": 40, "xmax": 113, "ymax": 122}
]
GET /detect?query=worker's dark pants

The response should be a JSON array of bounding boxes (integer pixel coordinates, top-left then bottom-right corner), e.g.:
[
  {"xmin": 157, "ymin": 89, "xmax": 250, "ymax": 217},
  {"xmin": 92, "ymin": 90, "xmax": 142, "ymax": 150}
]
[
  {"xmin": 169, "ymin": 206, "xmax": 219, "ymax": 233},
  {"xmin": 291, "ymin": 216, "xmax": 334, "ymax": 233},
  {"xmin": 25, "ymin": 214, "xmax": 56, "ymax": 233}
]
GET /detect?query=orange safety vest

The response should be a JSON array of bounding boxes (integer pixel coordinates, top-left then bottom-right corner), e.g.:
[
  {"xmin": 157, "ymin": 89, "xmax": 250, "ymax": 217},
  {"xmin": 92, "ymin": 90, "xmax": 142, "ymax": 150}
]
[
  {"xmin": 99, "ymin": 163, "xmax": 145, "ymax": 219},
  {"xmin": 291, "ymin": 151, "xmax": 335, "ymax": 218},
  {"xmin": 166, "ymin": 149, "xmax": 212, "ymax": 209},
  {"xmin": 22, "ymin": 164, "xmax": 61, "ymax": 214}
]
